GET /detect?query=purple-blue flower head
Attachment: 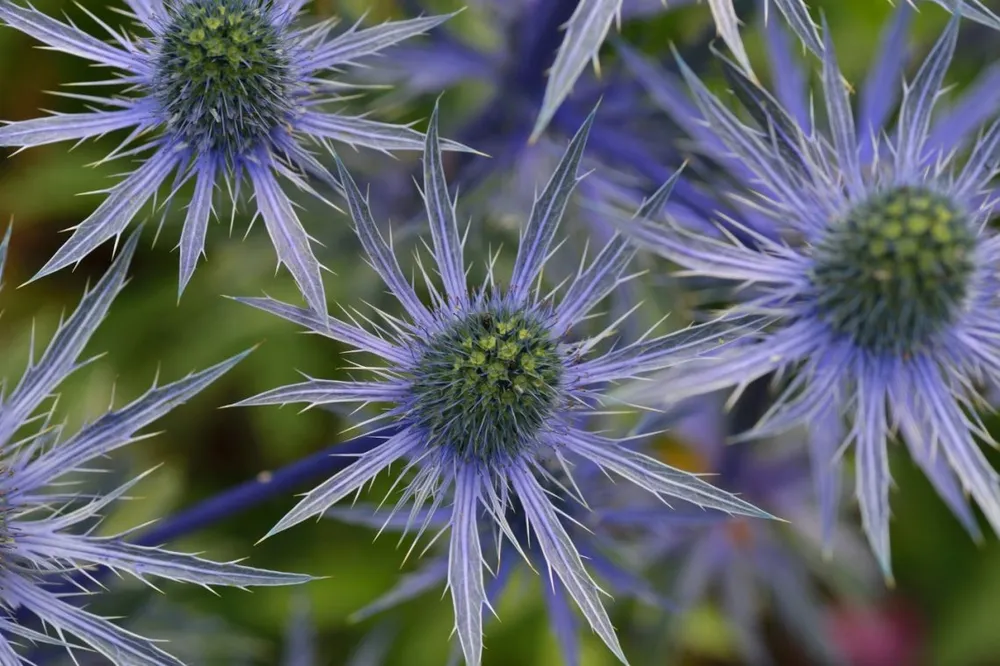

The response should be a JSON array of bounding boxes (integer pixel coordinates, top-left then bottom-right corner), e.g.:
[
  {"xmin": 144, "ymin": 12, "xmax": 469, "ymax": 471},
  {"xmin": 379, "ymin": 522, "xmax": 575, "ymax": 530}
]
[
  {"xmin": 235, "ymin": 105, "xmax": 773, "ymax": 666},
  {"xmin": 0, "ymin": 229, "xmax": 309, "ymax": 664},
  {"xmin": 619, "ymin": 10, "xmax": 1000, "ymax": 577},
  {"xmin": 0, "ymin": 0, "xmax": 459, "ymax": 314}
]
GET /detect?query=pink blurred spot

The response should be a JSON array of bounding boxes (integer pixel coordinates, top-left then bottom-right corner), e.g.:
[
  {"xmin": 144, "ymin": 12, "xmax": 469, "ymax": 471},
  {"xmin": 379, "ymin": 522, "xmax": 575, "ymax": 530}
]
[{"xmin": 829, "ymin": 600, "xmax": 923, "ymax": 666}]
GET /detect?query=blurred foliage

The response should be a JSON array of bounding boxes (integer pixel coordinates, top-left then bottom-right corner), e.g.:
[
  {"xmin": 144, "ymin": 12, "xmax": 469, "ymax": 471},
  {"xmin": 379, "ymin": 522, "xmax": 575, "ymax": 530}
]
[{"xmin": 1, "ymin": 0, "xmax": 999, "ymax": 664}]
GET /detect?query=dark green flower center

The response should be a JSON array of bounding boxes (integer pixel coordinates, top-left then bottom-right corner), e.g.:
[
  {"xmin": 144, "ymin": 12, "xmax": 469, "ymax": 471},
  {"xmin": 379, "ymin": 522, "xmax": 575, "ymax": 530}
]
[
  {"xmin": 811, "ymin": 186, "xmax": 975, "ymax": 353},
  {"xmin": 154, "ymin": 0, "xmax": 291, "ymax": 156},
  {"xmin": 409, "ymin": 308, "xmax": 563, "ymax": 462}
]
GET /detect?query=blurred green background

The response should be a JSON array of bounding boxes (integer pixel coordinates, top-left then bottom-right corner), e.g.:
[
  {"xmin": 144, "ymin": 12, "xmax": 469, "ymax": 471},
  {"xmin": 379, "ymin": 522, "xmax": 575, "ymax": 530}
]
[{"xmin": 2, "ymin": 0, "xmax": 1000, "ymax": 664}]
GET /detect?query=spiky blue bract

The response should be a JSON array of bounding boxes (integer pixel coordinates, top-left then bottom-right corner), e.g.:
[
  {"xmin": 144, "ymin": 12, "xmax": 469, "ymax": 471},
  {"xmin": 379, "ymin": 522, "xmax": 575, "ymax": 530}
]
[
  {"xmin": 0, "ymin": 1, "xmax": 463, "ymax": 314},
  {"xmin": 619, "ymin": 10, "xmax": 1000, "ymax": 578},
  {"xmin": 236, "ymin": 103, "xmax": 773, "ymax": 666},
  {"xmin": 0, "ymin": 229, "xmax": 309, "ymax": 664}
]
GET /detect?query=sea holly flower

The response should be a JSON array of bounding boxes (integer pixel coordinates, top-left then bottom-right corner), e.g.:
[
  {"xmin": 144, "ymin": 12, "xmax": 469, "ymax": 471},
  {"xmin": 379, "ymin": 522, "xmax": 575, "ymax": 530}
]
[
  {"xmin": 0, "ymin": 0, "xmax": 460, "ymax": 314},
  {"xmin": 617, "ymin": 12, "xmax": 1000, "ymax": 577},
  {"xmin": 0, "ymin": 229, "xmax": 309, "ymax": 664},
  {"xmin": 235, "ymin": 105, "xmax": 773, "ymax": 665}
]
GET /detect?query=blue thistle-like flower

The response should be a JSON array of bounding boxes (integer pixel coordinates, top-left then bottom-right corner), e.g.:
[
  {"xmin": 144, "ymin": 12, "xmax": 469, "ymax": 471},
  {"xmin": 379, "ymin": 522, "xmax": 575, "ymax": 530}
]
[
  {"xmin": 235, "ymin": 105, "xmax": 773, "ymax": 666},
  {"xmin": 618, "ymin": 9, "xmax": 1000, "ymax": 577},
  {"xmin": 0, "ymin": 229, "xmax": 309, "ymax": 664},
  {"xmin": 0, "ymin": 0, "xmax": 459, "ymax": 314}
]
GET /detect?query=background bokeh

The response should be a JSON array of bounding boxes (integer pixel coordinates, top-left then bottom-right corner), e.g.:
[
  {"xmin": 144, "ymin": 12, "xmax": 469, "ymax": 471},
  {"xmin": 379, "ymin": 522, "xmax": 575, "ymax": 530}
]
[{"xmin": 2, "ymin": 0, "xmax": 1000, "ymax": 664}]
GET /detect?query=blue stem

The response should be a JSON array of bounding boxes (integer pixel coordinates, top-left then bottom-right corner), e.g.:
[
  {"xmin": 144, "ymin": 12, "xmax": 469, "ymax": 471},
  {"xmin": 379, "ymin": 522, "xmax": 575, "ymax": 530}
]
[{"xmin": 134, "ymin": 427, "xmax": 392, "ymax": 546}]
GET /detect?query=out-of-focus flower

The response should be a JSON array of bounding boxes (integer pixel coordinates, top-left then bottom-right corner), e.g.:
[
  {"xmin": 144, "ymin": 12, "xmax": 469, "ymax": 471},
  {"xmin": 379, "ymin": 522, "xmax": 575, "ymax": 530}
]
[
  {"xmin": 618, "ymin": 8, "xmax": 1000, "ymax": 576},
  {"xmin": 0, "ymin": 0, "xmax": 465, "ymax": 313},
  {"xmin": 0, "ymin": 229, "xmax": 309, "ymax": 664},
  {"xmin": 535, "ymin": 0, "xmax": 1000, "ymax": 149},
  {"xmin": 615, "ymin": 392, "xmax": 879, "ymax": 665},
  {"xmin": 372, "ymin": 0, "xmax": 709, "ymax": 219},
  {"xmin": 235, "ymin": 106, "xmax": 772, "ymax": 665}
]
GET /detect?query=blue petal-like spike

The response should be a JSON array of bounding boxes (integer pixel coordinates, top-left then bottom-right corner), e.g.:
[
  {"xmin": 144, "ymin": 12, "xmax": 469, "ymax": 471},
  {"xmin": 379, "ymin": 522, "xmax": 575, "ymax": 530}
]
[
  {"xmin": 854, "ymin": 370, "xmax": 893, "ymax": 579},
  {"xmin": 17, "ymin": 534, "xmax": 313, "ymax": 588},
  {"xmin": 8, "ymin": 576, "xmax": 185, "ymax": 666},
  {"xmin": 422, "ymin": 103, "xmax": 469, "ymax": 307},
  {"xmin": 510, "ymin": 107, "xmax": 595, "ymax": 302},
  {"xmin": 511, "ymin": 465, "xmax": 628, "ymax": 664},
  {"xmin": 264, "ymin": 429, "xmax": 422, "ymax": 539},
  {"xmin": 0, "ymin": 106, "xmax": 153, "ymax": 148},
  {"xmin": 0, "ymin": 2, "xmax": 149, "ymax": 72},
  {"xmin": 819, "ymin": 19, "xmax": 863, "ymax": 197},
  {"xmin": 332, "ymin": 153, "xmax": 436, "ymax": 329},
  {"xmin": 564, "ymin": 428, "xmax": 775, "ymax": 519},
  {"xmin": 895, "ymin": 13, "xmax": 960, "ymax": 172},
  {"xmin": 300, "ymin": 14, "xmax": 457, "ymax": 73},
  {"xmin": 248, "ymin": 163, "xmax": 328, "ymax": 317},
  {"xmin": 449, "ymin": 465, "xmax": 487, "ymax": 666},
  {"xmin": 858, "ymin": 2, "xmax": 914, "ymax": 159},
  {"xmin": 178, "ymin": 156, "xmax": 216, "ymax": 299},
  {"xmin": 32, "ymin": 146, "xmax": 179, "ymax": 282},
  {"xmin": 530, "ymin": 0, "xmax": 621, "ymax": 143}
]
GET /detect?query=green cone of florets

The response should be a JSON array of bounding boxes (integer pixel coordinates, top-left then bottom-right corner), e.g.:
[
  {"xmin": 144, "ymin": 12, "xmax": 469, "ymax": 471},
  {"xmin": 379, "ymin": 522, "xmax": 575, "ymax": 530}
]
[
  {"xmin": 408, "ymin": 305, "xmax": 563, "ymax": 462},
  {"xmin": 154, "ymin": 0, "xmax": 292, "ymax": 156},
  {"xmin": 810, "ymin": 185, "xmax": 975, "ymax": 353}
]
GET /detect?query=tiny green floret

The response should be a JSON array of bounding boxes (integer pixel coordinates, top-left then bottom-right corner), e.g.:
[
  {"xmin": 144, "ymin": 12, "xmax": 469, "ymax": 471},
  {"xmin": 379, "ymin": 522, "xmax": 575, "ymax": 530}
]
[
  {"xmin": 811, "ymin": 186, "xmax": 976, "ymax": 353},
  {"xmin": 155, "ymin": 0, "xmax": 292, "ymax": 155},
  {"xmin": 409, "ymin": 307, "xmax": 564, "ymax": 462}
]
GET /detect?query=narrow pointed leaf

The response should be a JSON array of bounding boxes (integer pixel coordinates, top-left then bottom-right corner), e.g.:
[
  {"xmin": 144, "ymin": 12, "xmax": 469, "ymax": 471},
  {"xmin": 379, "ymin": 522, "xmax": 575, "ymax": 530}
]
[
  {"xmin": 16, "ymin": 350, "xmax": 251, "ymax": 492},
  {"xmin": 266, "ymin": 429, "xmax": 421, "ymax": 538},
  {"xmin": 178, "ymin": 157, "xmax": 216, "ymax": 299},
  {"xmin": 0, "ymin": 231, "xmax": 138, "ymax": 445},
  {"xmin": 332, "ymin": 153, "xmax": 435, "ymax": 328},
  {"xmin": 0, "ymin": 108, "xmax": 150, "ymax": 148},
  {"xmin": 302, "ymin": 14, "xmax": 455, "ymax": 72},
  {"xmin": 510, "ymin": 466, "xmax": 628, "ymax": 664},
  {"xmin": 8, "ymin": 576, "xmax": 183, "ymax": 666},
  {"xmin": 33, "ymin": 146, "xmax": 178, "ymax": 281},
  {"xmin": 566, "ymin": 429, "xmax": 773, "ymax": 518},
  {"xmin": 19, "ymin": 533, "xmax": 312, "ymax": 587},
  {"xmin": 0, "ymin": 2, "xmax": 148, "ymax": 72}
]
